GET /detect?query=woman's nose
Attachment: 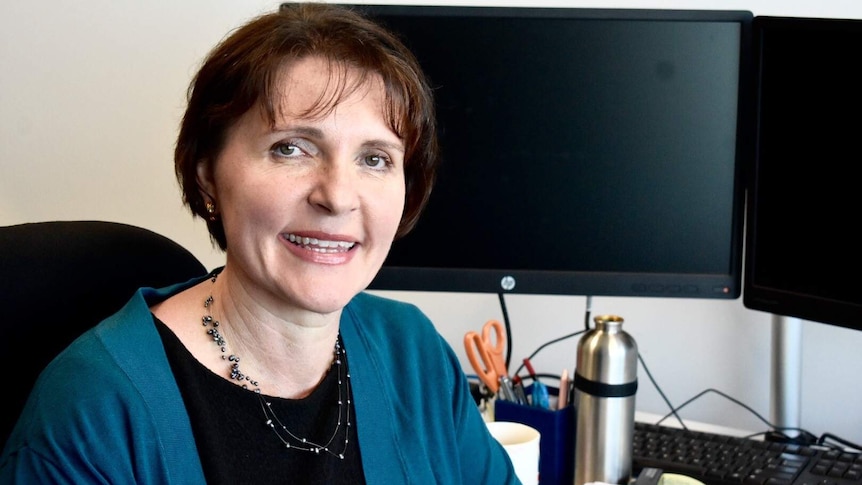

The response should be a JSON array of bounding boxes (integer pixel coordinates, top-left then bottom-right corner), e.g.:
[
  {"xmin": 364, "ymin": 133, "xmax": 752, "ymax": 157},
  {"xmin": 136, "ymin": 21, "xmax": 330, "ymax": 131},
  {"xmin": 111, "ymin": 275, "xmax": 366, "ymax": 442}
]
[{"xmin": 307, "ymin": 162, "xmax": 360, "ymax": 215}]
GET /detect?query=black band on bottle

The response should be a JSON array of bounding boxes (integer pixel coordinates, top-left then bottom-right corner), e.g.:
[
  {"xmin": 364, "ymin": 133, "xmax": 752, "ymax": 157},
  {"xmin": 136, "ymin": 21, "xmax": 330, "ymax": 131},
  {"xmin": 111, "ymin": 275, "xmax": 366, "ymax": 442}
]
[{"xmin": 574, "ymin": 373, "xmax": 637, "ymax": 398}]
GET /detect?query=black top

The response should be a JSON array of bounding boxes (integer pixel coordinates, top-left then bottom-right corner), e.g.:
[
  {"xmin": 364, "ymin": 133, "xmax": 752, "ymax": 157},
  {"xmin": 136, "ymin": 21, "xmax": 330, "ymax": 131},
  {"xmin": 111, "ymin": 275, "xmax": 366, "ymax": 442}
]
[{"xmin": 155, "ymin": 317, "xmax": 365, "ymax": 484}]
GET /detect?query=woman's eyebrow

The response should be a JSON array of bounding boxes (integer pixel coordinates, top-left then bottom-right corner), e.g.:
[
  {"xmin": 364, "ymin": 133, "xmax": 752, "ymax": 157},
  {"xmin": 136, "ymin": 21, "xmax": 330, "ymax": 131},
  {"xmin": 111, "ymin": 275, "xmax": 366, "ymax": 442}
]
[
  {"xmin": 363, "ymin": 139, "xmax": 405, "ymax": 154},
  {"xmin": 270, "ymin": 125, "xmax": 324, "ymax": 139}
]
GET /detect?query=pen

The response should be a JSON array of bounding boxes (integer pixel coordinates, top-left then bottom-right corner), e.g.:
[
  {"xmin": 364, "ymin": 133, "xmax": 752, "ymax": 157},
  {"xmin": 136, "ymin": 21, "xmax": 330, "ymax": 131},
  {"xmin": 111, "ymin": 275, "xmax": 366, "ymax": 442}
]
[
  {"xmin": 511, "ymin": 375, "xmax": 529, "ymax": 405},
  {"xmin": 498, "ymin": 375, "xmax": 517, "ymax": 402},
  {"xmin": 557, "ymin": 368, "xmax": 570, "ymax": 409}
]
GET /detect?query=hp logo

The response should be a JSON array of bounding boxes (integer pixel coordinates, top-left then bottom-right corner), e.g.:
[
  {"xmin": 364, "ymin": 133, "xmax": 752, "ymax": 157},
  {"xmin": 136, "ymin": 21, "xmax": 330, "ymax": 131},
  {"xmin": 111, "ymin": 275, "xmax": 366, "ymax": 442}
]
[{"xmin": 500, "ymin": 276, "xmax": 516, "ymax": 291}]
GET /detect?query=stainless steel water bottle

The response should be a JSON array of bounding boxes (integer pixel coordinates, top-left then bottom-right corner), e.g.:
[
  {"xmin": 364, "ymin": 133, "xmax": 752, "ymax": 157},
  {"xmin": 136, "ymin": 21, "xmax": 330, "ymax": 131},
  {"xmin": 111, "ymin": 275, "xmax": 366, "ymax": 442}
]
[{"xmin": 573, "ymin": 314, "xmax": 638, "ymax": 485}]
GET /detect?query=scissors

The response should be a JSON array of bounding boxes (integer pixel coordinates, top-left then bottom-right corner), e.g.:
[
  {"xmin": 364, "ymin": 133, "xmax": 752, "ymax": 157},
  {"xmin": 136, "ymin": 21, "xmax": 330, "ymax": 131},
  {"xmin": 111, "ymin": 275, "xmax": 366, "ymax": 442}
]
[{"xmin": 464, "ymin": 319, "xmax": 516, "ymax": 400}]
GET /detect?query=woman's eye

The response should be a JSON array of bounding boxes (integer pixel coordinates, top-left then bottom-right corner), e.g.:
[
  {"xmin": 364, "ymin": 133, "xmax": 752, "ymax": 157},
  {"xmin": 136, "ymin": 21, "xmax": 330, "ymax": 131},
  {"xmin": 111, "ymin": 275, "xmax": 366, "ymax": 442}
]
[
  {"xmin": 272, "ymin": 142, "xmax": 302, "ymax": 158},
  {"xmin": 363, "ymin": 154, "xmax": 392, "ymax": 170}
]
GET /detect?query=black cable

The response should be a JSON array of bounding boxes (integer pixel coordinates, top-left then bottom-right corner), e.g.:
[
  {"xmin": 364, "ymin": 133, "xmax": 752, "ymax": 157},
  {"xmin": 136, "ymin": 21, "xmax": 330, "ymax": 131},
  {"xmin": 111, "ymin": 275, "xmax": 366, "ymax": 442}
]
[
  {"xmin": 655, "ymin": 388, "xmax": 772, "ymax": 429},
  {"xmin": 651, "ymin": 387, "xmax": 841, "ymax": 447},
  {"xmin": 497, "ymin": 293, "xmax": 513, "ymax": 371},
  {"xmin": 505, "ymin": 312, "xmax": 686, "ymax": 432},
  {"xmin": 504, "ymin": 297, "xmax": 591, "ymax": 381},
  {"xmin": 511, "ymin": 329, "xmax": 586, "ymax": 381},
  {"xmin": 642, "ymin": 381, "xmax": 862, "ymax": 454},
  {"xmin": 527, "ymin": 297, "xmax": 588, "ymax": 376},
  {"xmin": 637, "ymin": 352, "xmax": 687, "ymax": 429},
  {"xmin": 818, "ymin": 433, "xmax": 862, "ymax": 453}
]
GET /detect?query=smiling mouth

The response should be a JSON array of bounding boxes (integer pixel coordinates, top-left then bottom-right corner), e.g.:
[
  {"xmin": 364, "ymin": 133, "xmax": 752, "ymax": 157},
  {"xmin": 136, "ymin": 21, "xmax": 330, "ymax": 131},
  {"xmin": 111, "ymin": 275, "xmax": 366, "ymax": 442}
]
[{"xmin": 286, "ymin": 234, "xmax": 356, "ymax": 253}]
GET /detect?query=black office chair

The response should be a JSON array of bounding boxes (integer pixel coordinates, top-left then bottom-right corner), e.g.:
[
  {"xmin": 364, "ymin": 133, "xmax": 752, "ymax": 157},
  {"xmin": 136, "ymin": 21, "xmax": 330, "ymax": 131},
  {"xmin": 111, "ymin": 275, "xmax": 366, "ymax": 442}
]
[{"xmin": 0, "ymin": 220, "xmax": 208, "ymax": 449}]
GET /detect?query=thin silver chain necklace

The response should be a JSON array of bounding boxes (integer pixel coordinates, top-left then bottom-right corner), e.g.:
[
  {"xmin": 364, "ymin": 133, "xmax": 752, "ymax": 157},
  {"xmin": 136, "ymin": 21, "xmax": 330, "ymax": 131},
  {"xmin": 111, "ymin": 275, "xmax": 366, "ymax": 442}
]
[{"xmin": 202, "ymin": 274, "xmax": 351, "ymax": 459}]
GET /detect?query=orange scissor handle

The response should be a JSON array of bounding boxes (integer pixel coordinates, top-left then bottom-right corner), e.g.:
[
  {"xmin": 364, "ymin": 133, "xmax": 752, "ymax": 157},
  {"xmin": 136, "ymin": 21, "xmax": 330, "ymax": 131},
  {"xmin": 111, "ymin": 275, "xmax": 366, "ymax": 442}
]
[
  {"xmin": 481, "ymin": 319, "xmax": 507, "ymax": 377},
  {"xmin": 464, "ymin": 331, "xmax": 499, "ymax": 393}
]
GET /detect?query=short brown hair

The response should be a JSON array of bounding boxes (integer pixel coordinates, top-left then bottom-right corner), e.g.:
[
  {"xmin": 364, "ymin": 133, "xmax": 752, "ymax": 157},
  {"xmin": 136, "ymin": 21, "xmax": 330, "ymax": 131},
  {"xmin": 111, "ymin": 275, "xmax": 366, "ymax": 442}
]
[{"xmin": 174, "ymin": 2, "xmax": 438, "ymax": 250}]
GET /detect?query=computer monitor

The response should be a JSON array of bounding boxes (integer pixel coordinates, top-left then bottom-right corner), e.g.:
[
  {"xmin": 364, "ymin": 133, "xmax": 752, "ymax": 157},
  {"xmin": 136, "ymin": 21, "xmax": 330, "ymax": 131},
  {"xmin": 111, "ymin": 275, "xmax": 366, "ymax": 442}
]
[
  {"xmin": 351, "ymin": 5, "xmax": 754, "ymax": 299},
  {"xmin": 743, "ymin": 16, "xmax": 862, "ymax": 330}
]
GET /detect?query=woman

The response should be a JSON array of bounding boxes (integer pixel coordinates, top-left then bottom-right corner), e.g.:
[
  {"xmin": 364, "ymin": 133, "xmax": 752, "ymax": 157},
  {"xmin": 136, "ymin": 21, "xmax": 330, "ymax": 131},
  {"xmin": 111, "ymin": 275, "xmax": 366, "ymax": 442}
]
[{"xmin": 0, "ymin": 3, "xmax": 518, "ymax": 484}]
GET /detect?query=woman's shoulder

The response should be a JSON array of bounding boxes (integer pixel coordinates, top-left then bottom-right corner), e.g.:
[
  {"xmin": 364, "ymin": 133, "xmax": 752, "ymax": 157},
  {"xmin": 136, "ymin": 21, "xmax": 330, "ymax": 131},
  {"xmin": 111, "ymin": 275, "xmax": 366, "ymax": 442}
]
[
  {"xmin": 3, "ymin": 287, "xmax": 203, "ymax": 481},
  {"xmin": 22, "ymin": 292, "xmax": 170, "ymax": 421}
]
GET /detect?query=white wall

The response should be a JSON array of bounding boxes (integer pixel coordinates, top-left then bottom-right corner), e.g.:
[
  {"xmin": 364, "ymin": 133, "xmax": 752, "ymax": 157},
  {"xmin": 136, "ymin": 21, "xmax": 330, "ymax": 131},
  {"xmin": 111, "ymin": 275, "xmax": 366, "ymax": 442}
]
[{"xmin": 2, "ymin": 0, "xmax": 861, "ymax": 445}]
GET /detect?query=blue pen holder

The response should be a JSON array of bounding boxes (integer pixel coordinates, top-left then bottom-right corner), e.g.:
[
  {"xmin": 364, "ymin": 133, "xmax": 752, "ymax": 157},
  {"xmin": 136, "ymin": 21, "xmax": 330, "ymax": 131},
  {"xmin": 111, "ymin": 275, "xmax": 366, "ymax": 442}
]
[{"xmin": 494, "ymin": 386, "xmax": 575, "ymax": 485}]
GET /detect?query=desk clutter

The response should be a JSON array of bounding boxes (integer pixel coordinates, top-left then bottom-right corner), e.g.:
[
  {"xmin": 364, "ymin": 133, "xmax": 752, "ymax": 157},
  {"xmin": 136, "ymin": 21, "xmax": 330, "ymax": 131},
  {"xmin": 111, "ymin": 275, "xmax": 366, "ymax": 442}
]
[
  {"xmin": 491, "ymin": 399, "xmax": 862, "ymax": 485},
  {"xmin": 468, "ymin": 316, "xmax": 862, "ymax": 485},
  {"xmin": 495, "ymin": 387, "xmax": 576, "ymax": 485},
  {"xmin": 467, "ymin": 315, "xmax": 638, "ymax": 485}
]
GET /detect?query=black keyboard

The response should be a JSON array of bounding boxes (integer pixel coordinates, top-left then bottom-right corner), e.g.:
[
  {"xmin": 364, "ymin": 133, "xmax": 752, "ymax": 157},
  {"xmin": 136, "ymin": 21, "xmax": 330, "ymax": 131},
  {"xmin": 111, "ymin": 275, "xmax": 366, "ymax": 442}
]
[{"xmin": 633, "ymin": 421, "xmax": 862, "ymax": 485}]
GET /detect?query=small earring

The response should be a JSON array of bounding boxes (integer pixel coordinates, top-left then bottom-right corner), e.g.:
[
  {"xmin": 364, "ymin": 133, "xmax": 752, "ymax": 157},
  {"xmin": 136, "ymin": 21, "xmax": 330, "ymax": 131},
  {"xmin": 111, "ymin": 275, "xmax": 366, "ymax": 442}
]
[{"xmin": 205, "ymin": 201, "xmax": 217, "ymax": 221}]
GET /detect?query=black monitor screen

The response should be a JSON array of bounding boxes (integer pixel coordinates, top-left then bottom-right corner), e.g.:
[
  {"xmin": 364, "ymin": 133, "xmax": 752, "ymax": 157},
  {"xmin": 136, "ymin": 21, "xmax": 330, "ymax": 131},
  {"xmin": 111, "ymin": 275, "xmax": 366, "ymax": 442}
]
[
  {"xmin": 347, "ymin": 5, "xmax": 753, "ymax": 298},
  {"xmin": 744, "ymin": 16, "xmax": 862, "ymax": 328}
]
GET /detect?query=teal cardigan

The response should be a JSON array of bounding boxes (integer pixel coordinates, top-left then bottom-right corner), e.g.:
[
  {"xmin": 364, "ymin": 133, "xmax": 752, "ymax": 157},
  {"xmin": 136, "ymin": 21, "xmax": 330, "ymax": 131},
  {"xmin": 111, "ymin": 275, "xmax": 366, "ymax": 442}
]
[{"xmin": 0, "ymin": 274, "xmax": 518, "ymax": 484}]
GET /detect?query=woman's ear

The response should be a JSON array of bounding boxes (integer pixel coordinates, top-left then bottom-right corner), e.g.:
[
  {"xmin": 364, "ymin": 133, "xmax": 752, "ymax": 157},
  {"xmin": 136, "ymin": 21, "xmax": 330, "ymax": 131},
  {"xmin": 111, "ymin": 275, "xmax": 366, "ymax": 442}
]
[
  {"xmin": 196, "ymin": 158, "xmax": 216, "ymax": 202},
  {"xmin": 197, "ymin": 160, "xmax": 219, "ymax": 221}
]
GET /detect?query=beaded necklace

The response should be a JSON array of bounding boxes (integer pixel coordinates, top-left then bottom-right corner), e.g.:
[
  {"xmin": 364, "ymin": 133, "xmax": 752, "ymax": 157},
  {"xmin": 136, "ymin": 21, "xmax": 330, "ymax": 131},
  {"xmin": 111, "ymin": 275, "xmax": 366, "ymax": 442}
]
[{"xmin": 202, "ymin": 274, "xmax": 351, "ymax": 459}]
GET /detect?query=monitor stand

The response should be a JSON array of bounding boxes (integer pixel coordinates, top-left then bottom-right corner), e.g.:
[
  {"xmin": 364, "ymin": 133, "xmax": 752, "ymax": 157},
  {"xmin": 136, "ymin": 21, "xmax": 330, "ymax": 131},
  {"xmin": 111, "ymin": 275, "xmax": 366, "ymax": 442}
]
[{"xmin": 770, "ymin": 314, "xmax": 802, "ymax": 434}]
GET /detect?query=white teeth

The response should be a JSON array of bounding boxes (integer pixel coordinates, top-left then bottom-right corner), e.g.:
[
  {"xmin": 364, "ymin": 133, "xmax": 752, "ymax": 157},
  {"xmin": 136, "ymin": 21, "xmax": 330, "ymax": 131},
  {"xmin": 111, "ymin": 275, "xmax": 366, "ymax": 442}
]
[{"xmin": 286, "ymin": 234, "xmax": 355, "ymax": 253}]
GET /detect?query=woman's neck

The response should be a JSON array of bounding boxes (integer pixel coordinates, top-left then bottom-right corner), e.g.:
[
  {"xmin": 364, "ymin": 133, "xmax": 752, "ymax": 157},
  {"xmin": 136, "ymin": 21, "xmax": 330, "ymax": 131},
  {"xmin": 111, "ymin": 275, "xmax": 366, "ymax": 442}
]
[{"xmin": 207, "ymin": 269, "xmax": 342, "ymax": 398}]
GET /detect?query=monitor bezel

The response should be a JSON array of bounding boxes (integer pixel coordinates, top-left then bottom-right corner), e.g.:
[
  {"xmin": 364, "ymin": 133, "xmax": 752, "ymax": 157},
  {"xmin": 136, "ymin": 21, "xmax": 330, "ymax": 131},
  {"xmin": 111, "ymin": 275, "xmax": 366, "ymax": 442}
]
[
  {"xmin": 343, "ymin": 4, "xmax": 755, "ymax": 299},
  {"xmin": 743, "ymin": 15, "xmax": 862, "ymax": 328}
]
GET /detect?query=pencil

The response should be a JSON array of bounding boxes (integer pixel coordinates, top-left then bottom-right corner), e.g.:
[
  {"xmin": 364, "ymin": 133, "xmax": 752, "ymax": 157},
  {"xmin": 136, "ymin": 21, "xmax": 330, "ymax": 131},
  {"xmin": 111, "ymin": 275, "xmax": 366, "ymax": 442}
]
[{"xmin": 557, "ymin": 368, "xmax": 570, "ymax": 409}]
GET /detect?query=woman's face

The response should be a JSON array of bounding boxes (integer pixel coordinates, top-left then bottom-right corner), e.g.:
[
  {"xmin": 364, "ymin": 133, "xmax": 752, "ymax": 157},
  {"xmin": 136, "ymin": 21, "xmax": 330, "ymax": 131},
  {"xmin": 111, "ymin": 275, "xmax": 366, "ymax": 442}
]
[{"xmin": 199, "ymin": 56, "xmax": 406, "ymax": 318}]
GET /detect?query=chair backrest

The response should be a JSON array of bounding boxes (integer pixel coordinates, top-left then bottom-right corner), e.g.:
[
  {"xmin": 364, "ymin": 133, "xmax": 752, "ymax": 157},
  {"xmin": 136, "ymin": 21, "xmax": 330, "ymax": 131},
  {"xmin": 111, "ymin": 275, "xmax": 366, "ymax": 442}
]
[{"xmin": 0, "ymin": 220, "xmax": 208, "ymax": 449}]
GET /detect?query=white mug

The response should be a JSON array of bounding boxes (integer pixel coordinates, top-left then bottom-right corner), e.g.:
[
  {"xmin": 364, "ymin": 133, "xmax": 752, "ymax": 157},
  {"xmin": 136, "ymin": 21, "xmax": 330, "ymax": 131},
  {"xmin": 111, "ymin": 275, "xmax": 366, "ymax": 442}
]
[{"xmin": 486, "ymin": 421, "xmax": 541, "ymax": 485}]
